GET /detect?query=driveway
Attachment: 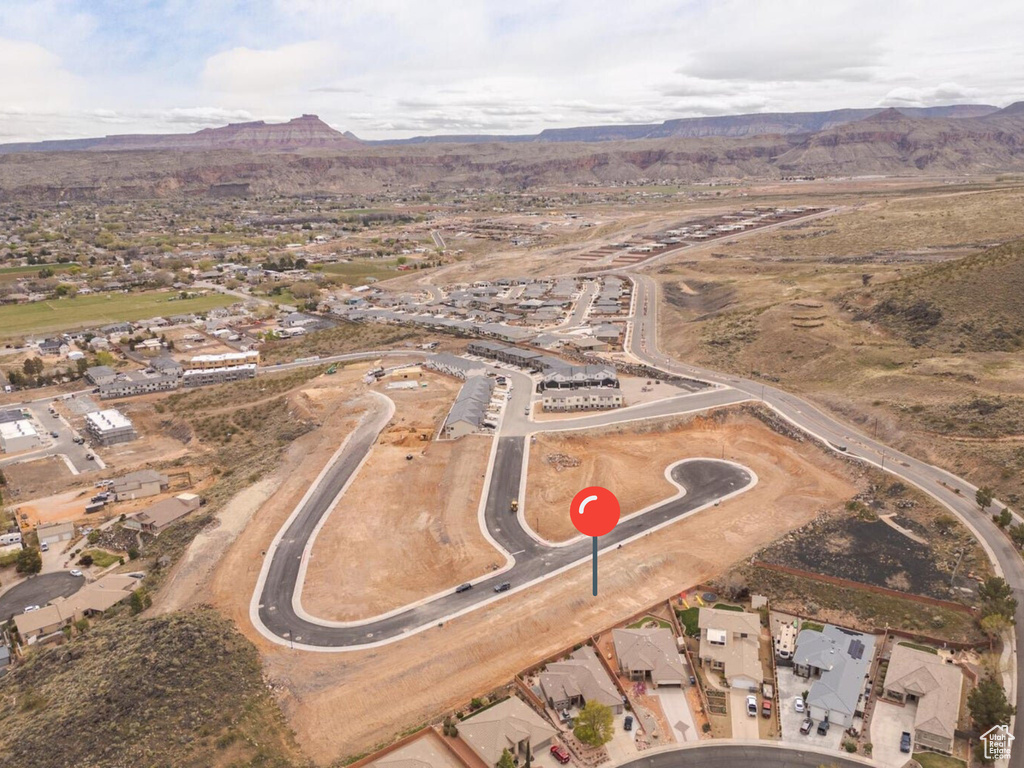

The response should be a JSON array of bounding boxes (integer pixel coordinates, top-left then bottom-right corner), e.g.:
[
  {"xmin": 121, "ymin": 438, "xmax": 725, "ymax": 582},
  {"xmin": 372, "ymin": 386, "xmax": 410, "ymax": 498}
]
[
  {"xmin": 0, "ymin": 571, "xmax": 84, "ymax": 621},
  {"xmin": 870, "ymin": 699, "xmax": 917, "ymax": 768},
  {"xmin": 603, "ymin": 709, "xmax": 642, "ymax": 764},
  {"xmin": 776, "ymin": 667, "xmax": 845, "ymax": 751},
  {"xmin": 729, "ymin": 688, "xmax": 759, "ymax": 740},
  {"xmin": 655, "ymin": 688, "xmax": 699, "ymax": 743}
]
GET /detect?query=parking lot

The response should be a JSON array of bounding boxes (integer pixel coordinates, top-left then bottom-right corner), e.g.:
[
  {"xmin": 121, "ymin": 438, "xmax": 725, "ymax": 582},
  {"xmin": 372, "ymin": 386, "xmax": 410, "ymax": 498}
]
[
  {"xmin": 870, "ymin": 699, "xmax": 917, "ymax": 767},
  {"xmin": 0, "ymin": 394, "xmax": 102, "ymax": 473},
  {"xmin": 776, "ymin": 666, "xmax": 844, "ymax": 751}
]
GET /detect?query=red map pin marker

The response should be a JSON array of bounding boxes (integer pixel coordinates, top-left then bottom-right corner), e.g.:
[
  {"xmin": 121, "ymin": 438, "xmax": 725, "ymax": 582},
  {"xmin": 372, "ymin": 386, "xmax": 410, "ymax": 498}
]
[{"xmin": 570, "ymin": 486, "xmax": 620, "ymax": 595}]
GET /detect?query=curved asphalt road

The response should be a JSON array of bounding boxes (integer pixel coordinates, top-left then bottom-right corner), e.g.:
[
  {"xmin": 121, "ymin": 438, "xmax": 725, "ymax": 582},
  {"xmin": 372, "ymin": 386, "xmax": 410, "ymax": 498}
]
[
  {"xmin": 253, "ymin": 428, "xmax": 753, "ymax": 649},
  {"xmin": 617, "ymin": 743, "xmax": 874, "ymax": 768},
  {"xmin": 627, "ymin": 272, "xmax": 1024, "ymax": 766},
  {"xmin": 0, "ymin": 572, "xmax": 85, "ymax": 622}
]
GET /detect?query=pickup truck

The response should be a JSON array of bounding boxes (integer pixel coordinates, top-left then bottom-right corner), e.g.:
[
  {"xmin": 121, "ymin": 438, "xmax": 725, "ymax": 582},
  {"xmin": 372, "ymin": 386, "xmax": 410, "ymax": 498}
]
[
  {"xmin": 761, "ymin": 699, "xmax": 772, "ymax": 718},
  {"xmin": 900, "ymin": 731, "xmax": 912, "ymax": 753},
  {"xmin": 550, "ymin": 745, "xmax": 571, "ymax": 764}
]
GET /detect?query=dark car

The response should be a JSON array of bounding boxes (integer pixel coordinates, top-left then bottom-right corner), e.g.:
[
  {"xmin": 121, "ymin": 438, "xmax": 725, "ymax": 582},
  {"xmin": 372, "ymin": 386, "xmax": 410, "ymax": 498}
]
[
  {"xmin": 817, "ymin": 719, "xmax": 830, "ymax": 736},
  {"xmin": 624, "ymin": 715, "xmax": 633, "ymax": 731},
  {"xmin": 900, "ymin": 731, "xmax": 912, "ymax": 753},
  {"xmin": 494, "ymin": 581, "xmax": 511, "ymax": 593},
  {"xmin": 455, "ymin": 583, "xmax": 472, "ymax": 594}
]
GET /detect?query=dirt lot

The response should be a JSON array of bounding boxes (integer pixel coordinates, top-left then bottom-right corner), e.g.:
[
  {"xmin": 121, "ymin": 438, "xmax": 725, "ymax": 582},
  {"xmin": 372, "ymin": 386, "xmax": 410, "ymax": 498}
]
[
  {"xmin": 301, "ymin": 372, "xmax": 497, "ymax": 621},
  {"xmin": 2, "ymin": 455, "xmax": 74, "ymax": 501},
  {"xmin": 525, "ymin": 409, "xmax": 857, "ymax": 543},
  {"xmin": 196, "ymin": 402, "xmax": 862, "ymax": 766}
]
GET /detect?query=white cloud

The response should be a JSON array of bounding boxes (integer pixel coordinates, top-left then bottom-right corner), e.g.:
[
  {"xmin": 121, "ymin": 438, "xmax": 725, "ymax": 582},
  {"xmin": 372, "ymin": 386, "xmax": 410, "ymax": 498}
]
[
  {"xmin": 201, "ymin": 41, "xmax": 340, "ymax": 95},
  {"xmin": 881, "ymin": 82, "xmax": 979, "ymax": 107},
  {"xmin": 0, "ymin": 37, "xmax": 82, "ymax": 108}
]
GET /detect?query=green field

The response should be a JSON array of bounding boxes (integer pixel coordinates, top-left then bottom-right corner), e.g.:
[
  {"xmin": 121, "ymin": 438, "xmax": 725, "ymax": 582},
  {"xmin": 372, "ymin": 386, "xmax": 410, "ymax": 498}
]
[
  {"xmin": 0, "ymin": 264, "xmax": 75, "ymax": 283},
  {"xmin": 0, "ymin": 291, "xmax": 236, "ymax": 338},
  {"xmin": 320, "ymin": 259, "xmax": 404, "ymax": 284}
]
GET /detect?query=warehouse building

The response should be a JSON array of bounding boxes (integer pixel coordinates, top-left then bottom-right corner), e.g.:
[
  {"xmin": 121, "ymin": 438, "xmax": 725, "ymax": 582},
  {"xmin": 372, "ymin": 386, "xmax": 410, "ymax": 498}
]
[
  {"xmin": 182, "ymin": 363, "xmax": 257, "ymax": 388},
  {"xmin": 0, "ymin": 419, "xmax": 40, "ymax": 453},
  {"xmin": 84, "ymin": 409, "xmax": 138, "ymax": 446},
  {"xmin": 440, "ymin": 375, "xmax": 495, "ymax": 439}
]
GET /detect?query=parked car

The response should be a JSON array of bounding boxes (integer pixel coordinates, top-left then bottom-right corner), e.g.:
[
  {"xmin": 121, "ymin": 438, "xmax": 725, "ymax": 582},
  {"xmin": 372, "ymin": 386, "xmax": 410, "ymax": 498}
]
[
  {"xmin": 50, "ymin": 431, "xmax": 59, "ymax": 438},
  {"xmin": 550, "ymin": 745, "xmax": 571, "ymax": 764},
  {"xmin": 455, "ymin": 583, "xmax": 472, "ymax": 594},
  {"xmin": 624, "ymin": 715, "xmax": 633, "ymax": 731},
  {"xmin": 23, "ymin": 605, "xmax": 40, "ymax": 613},
  {"xmin": 70, "ymin": 569, "xmax": 83, "ymax": 577},
  {"xmin": 794, "ymin": 697, "xmax": 805, "ymax": 713},
  {"xmin": 493, "ymin": 581, "xmax": 511, "ymax": 593},
  {"xmin": 761, "ymin": 699, "xmax": 772, "ymax": 718},
  {"xmin": 85, "ymin": 453, "xmax": 95, "ymax": 460},
  {"xmin": 746, "ymin": 695, "xmax": 758, "ymax": 716},
  {"xmin": 800, "ymin": 718, "xmax": 813, "ymax": 735},
  {"xmin": 40, "ymin": 542, "xmax": 49, "ymax": 552},
  {"xmin": 817, "ymin": 719, "xmax": 830, "ymax": 736},
  {"xmin": 900, "ymin": 731, "xmax": 912, "ymax": 753}
]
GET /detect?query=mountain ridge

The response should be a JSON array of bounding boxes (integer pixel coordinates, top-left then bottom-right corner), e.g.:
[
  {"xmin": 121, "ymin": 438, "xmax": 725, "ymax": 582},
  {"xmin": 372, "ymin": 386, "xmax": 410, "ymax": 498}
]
[{"xmin": 0, "ymin": 104, "xmax": 1012, "ymax": 154}]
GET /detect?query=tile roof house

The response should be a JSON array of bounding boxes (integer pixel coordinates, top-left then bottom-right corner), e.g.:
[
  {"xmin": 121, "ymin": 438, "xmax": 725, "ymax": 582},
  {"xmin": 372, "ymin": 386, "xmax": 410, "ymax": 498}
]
[
  {"xmin": 882, "ymin": 644, "xmax": 965, "ymax": 755},
  {"xmin": 540, "ymin": 646, "xmax": 623, "ymax": 714},
  {"xmin": 697, "ymin": 607, "xmax": 764, "ymax": 688},
  {"xmin": 793, "ymin": 624, "xmax": 877, "ymax": 727},
  {"xmin": 459, "ymin": 696, "xmax": 556, "ymax": 767},
  {"xmin": 612, "ymin": 627, "xmax": 686, "ymax": 687}
]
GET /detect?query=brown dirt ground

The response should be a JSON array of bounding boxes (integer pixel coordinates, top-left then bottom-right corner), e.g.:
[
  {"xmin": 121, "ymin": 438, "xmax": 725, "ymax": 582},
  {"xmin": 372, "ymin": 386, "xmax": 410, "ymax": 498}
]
[
  {"xmin": 2, "ymin": 455, "xmax": 74, "ymax": 501},
  {"xmin": 201, "ymin": 404, "xmax": 858, "ymax": 766},
  {"xmin": 301, "ymin": 373, "xmax": 496, "ymax": 621},
  {"xmin": 526, "ymin": 411, "xmax": 856, "ymax": 543}
]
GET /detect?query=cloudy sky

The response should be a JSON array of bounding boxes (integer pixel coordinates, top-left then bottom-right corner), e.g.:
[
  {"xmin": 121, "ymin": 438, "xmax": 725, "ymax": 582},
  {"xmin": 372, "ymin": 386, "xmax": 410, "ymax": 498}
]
[{"xmin": 1, "ymin": 0, "xmax": 1021, "ymax": 143}]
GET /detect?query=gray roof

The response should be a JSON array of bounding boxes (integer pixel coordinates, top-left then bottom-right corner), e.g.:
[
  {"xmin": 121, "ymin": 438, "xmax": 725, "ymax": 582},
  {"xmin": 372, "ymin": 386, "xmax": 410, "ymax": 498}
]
[
  {"xmin": 796, "ymin": 625, "xmax": 876, "ymax": 718},
  {"xmin": 540, "ymin": 646, "xmax": 621, "ymax": 709},
  {"xmin": 444, "ymin": 375, "xmax": 494, "ymax": 430}
]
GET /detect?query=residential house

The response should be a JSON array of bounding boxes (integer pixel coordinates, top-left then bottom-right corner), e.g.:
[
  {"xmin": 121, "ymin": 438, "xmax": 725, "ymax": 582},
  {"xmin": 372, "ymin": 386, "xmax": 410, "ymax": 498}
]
[
  {"xmin": 793, "ymin": 624, "xmax": 877, "ymax": 728},
  {"xmin": 130, "ymin": 494, "xmax": 201, "ymax": 534},
  {"xmin": 611, "ymin": 627, "xmax": 687, "ymax": 687},
  {"xmin": 111, "ymin": 469, "xmax": 169, "ymax": 501},
  {"xmin": 540, "ymin": 645, "xmax": 623, "ymax": 714},
  {"xmin": 882, "ymin": 644, "xmax": 965, "ymax": 755},
  {"xmin": 440, "ymin": 376, "xmax": 495, "ymax": 439},
  {"xmin": 697, "ymin": 607, "xmax": 764, "ymax": 689},
  {"xmin": 459, "ymin": 696, "xmax": 557, "ymax": 767}
]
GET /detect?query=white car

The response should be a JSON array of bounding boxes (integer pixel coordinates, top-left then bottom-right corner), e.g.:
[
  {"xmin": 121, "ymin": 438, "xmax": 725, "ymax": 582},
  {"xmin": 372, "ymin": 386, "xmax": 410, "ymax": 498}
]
[
  {"xmin": 23, "ymin": 605, "xmax": 40, "ymax": 613},
  {"xmin": 746, "ymin": 695, "xmax": 758, "ymax": 716},
  {"xmin": 794, "ymin": 697, "xmax": 805, "ymax": 713},
  {"xmin": 70, "ymin": 569, "xmax": 84, "ymax": 577}
]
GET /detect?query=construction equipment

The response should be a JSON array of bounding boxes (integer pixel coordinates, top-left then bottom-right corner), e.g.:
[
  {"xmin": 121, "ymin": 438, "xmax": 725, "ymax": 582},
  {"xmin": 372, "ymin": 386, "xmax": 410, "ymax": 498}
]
[
  {"xmin": 326, "ymin": 364, "xmax": 338, "ymax": 375},
  {"xmin": 510, "ymin": 499, "xmax": 519, "ymax": 513}
]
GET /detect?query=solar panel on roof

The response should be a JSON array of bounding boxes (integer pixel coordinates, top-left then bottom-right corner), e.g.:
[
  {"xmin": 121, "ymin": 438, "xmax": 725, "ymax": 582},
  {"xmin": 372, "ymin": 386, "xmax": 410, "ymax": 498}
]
[{"xmin": 848, "ymin": 639, "xmax": 864, "ymax": 660}]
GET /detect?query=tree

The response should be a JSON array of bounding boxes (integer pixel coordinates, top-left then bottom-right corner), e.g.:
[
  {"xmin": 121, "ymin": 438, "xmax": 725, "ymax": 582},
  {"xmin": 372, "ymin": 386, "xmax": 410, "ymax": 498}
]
[
  {"xmin": 980, "ymin": 613, "xmax": 1012, "ymax": 649},
  {"xmin": 968, "ymin": 675, "xmax": 1015, "ymax": 735},
  {"xmin": 1010, "ymin": 523, "xmax": 1024, "ymax": 549},
  {"xmin": 979, "ymin": 576, "xmax": 1018, "ymax": 622},
  {"xmin": 497, "ymin": 748, "xmax": 516, "ymax": 768},
  {"xmin": 78, "ymin": 554, "xmax": 94, "ymax": 567},
  {"xmin": 997, "ymin": 509, "xmax": 1013, "ymax": 528},
  {"xmin": 573, "ymin": 700, "xmax": 614, "ymax": 748},
  {"xmin": 15, "ymin": 547, "xmax": 42, "ymax": 574},
  {"xmin": 977, "ymin": 486, "xmax": 994, "ymax": 511}
]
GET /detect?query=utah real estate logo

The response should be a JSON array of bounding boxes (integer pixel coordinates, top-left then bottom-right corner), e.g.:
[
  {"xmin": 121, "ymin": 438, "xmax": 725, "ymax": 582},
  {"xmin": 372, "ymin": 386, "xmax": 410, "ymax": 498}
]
[{"xmin": 982, "ymin": 724, "xmax": 1014, "ymax": 761}]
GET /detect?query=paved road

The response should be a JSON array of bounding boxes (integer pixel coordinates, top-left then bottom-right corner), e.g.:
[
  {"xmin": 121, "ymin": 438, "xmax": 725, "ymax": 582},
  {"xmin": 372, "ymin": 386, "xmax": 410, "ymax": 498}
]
[
  {"xmin": 252, "ymin": 424, "xmax": 754, "ymax": 649},
  {"xmin": 627, "ymin": 272, "xmax": 1024, "ymax": 766},
  {"xmin": 616, "ymin": 742, "xmax": 874, "ymax": 768},
  {"xmin": 0, "ymin": 572, "xmax": 84, "ymax": 622}
]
